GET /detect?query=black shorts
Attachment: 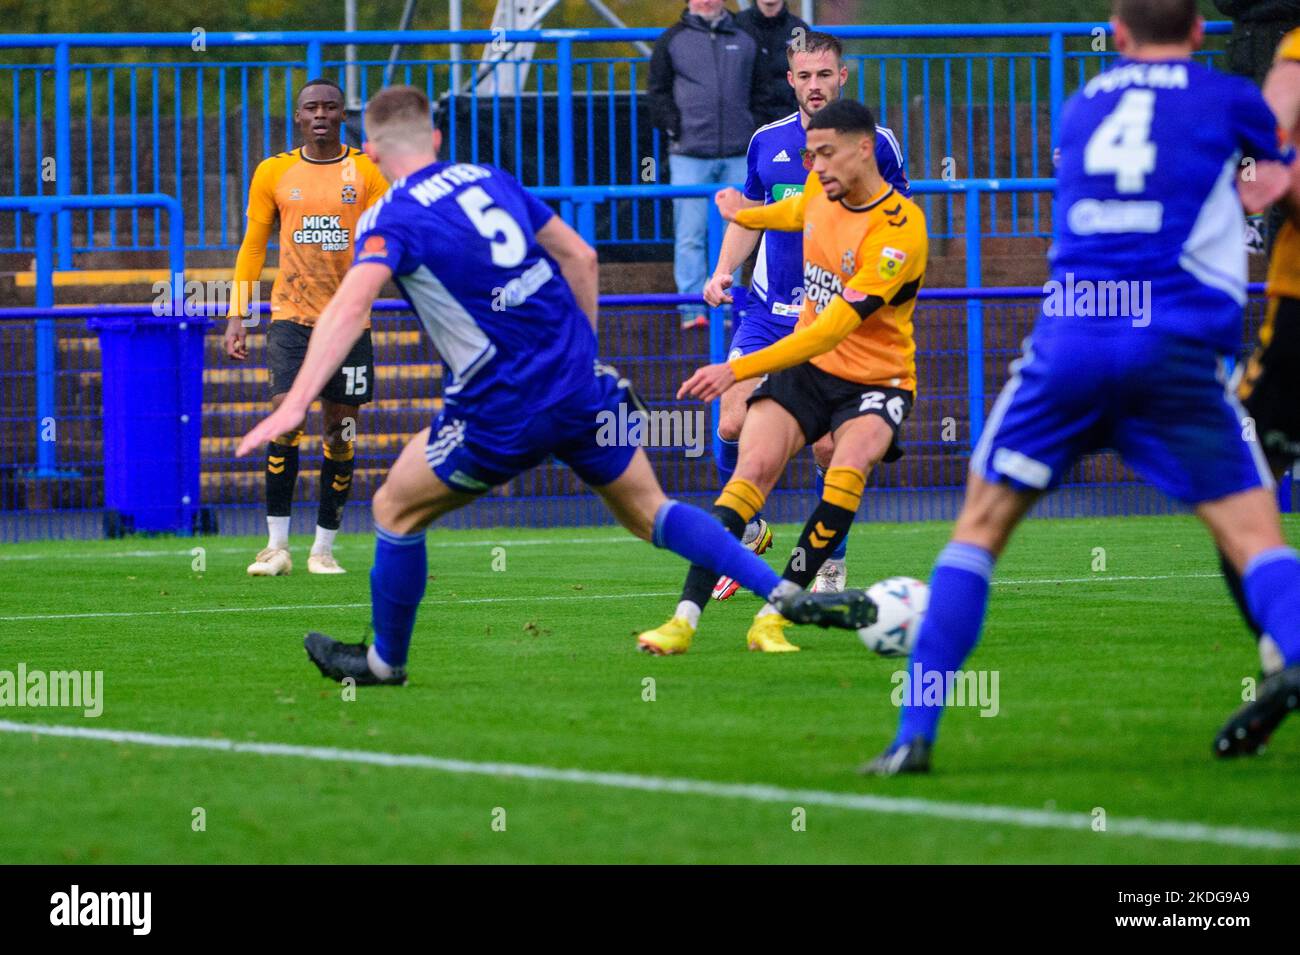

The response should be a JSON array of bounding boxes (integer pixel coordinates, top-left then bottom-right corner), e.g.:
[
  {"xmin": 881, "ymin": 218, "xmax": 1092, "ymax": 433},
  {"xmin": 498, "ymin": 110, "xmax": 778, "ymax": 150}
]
[
  {"xmin": 747, "ymin": 362, "xmax": 912, "ymax": 462},
  {"xmin": 1241, "ymin": 296, "xmax": 1300, "ymax": 469},
  {"xmin": 266, "ymin": 320, "xmax": 375, "ymax": 405}
]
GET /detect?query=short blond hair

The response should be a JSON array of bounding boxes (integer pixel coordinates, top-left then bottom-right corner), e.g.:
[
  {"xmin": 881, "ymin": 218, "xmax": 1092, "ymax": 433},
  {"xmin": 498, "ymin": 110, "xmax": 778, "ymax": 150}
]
[{"xmin": 364, "ymin": 85, "xmax": 434, "ymax": 152}]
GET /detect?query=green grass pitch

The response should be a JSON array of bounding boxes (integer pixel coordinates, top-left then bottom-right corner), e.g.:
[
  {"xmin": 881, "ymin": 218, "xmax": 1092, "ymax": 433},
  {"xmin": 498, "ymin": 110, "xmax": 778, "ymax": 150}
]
[{"xmin": 1, "ymin": 512, "xmax": 1298, "ymax": 864}]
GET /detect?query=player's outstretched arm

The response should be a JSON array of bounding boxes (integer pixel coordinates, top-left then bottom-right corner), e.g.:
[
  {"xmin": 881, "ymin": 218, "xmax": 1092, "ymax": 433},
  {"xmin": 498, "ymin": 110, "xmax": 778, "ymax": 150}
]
[
  {"xmin": 728, "ymin": 185, "xmax": 808, "ymax": 233},
  {"xmin": 677, "ymin": 298, "xmax": 863, "ymax": 402},
  {"xmin": 235, "ymin": 262, "xmax": 391, "ymax": 457},
  {"xmin": 223, "ymin": 218, "xmax": 272, "ymax": 360},
  {"xmin": 1263, "ymin": 60, "xmax": 1300, "ymax": 217},
  {"xmin": 704, "ymin": 197, "xmax": 763, "ymax": 306},
  {"xmin": 537, "ymin": 215, "xmax": 599, "ymax": 331}
]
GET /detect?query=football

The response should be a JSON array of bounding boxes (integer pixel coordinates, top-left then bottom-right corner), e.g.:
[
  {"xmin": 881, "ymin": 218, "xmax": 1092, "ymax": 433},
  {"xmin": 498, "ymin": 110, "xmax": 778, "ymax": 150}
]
[{"xmin": 857, "ymin": 577, "xmax": 930, "ymax": 657}]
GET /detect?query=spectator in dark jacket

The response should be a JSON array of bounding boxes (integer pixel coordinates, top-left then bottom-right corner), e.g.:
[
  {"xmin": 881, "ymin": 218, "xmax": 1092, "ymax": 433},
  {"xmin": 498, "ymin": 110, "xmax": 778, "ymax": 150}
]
[
  {"xmin": 737, "ymin": 0, "xmax": 810, "ymax": 127},
  {"xmin": 649, "ymin": 1, "xmax": 762, "ymax": 328},
  {"xmin": 1215, "ymin": 0, "xmax": 1300, "ymax": 82}
]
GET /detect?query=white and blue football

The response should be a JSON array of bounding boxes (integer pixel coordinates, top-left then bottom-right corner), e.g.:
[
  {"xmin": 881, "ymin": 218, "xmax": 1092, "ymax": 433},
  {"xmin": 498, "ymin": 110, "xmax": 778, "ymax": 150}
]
[{"xmin": 857, "ymin": 577, "xmax": 929, "ymax": 657}]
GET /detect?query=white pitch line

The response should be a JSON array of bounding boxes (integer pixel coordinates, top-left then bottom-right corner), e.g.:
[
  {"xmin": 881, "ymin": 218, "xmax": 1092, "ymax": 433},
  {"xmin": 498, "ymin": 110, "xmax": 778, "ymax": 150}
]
[
  {"xmin": 2, "ymin": 719, "xmax": 1296, "ymax": 852},
  {"xmin": 0, "ymin": 570, "xmax": 1231, "ymax": 623},
  {"xmin": 0, "ymin": 536, "xmax": 643, "ymax": 562},
  {"xmin": 0, "ymin": 590, "xmax": 680, "ymax": 623}
]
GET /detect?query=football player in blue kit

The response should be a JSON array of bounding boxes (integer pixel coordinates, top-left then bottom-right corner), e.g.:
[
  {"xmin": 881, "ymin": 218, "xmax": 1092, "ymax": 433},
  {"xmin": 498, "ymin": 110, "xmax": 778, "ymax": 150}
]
[
  {"xmin": 863, "ymin": 0, "xmax": 1300, "ymax": 775},
  {"xmin": 236, "ymin": 86, "xmax": 875, "ymax": 685},
  {"xmin": 704, "ymin": 30, "xmax": 911, "ymax": 600}
]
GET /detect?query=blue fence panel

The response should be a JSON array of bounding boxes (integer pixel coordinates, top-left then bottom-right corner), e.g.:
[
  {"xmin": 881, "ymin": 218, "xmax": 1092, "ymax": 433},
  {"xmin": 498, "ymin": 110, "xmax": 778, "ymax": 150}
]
[
  {"xmin": 0, "ymin": 286, "xmax": 1284, "ymax": 543},
  {"xmin": 0, "ymin": 22, "xmax": 1234, "ymax": 255}
]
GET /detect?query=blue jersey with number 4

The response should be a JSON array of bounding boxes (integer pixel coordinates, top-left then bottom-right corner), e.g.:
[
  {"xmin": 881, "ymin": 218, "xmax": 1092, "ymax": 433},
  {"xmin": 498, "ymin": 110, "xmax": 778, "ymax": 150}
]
[
  {"xmin": 1049, "ymin": 59, "xmax": 1292, "ymax": 351},
  {"xmin": 353, "ymin": 162, "xmax": 595, "ymax": 422}
]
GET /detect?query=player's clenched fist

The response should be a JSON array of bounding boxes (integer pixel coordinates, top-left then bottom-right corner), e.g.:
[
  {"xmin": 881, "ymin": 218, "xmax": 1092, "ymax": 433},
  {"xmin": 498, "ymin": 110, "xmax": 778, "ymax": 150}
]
[
  {"xmin": 714, "ymin": 187, "xmax": 748, "ymax": 224},
  {"xmin": 702, "ymin": 270, "xmax": 734, "ymax": 307},
  {"xmin": 677, "ymin": 362, "xmax": 737, "ymax": 402},
  {"xmin": 223, "ymin": 317, "xmax": 249, "ymax": 361}
]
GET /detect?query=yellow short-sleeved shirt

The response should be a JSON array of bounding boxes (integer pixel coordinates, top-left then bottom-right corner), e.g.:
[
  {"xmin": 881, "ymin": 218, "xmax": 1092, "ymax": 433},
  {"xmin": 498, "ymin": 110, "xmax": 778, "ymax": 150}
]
[
  {"xmin": 738, "ymin": 173, "xmax": 928, "ymax": 391},
  {"xmin": 246, "ymin": 146, "xmax": 389, "ymax": 324}
]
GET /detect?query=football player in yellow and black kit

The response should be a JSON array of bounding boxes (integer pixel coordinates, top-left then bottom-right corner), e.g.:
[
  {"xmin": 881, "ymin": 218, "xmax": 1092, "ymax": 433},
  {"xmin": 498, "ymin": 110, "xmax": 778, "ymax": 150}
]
[
  {"xmin": 224, "ymin": 78, "xmax": 389, "ymax": 577},
  {"xmin": 637, "ymin": 99, "xmax": 928, "ymax": 654},
  {"xmin": 1220, "ymin": 31, "xmax": 1300, "ymax": 674}
]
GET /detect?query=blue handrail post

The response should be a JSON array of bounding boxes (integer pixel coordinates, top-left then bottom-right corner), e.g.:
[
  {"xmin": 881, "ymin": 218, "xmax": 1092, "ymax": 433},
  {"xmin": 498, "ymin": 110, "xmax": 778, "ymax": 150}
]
[
  {"xmin": 1048, "ymin": 31, "xmax": 1066, "ymax": 143},
  {"xmin": 706, "ymin": 198, "xmax": 727, "ymax": 466},
  {"xmin": 305, "ymin": 39, "xmax": 322, "ymax": 79},
  {"xmin": 965, "ymin": 184, "xmax": 985, "ymax": 449},
  {"xmin": 33, "ymin": 209, "xmax": 57, "ymax": 475},
  {"xmin": 556, "ymin": 37, "xmax": 575, "ymax": 225},
  {"xmin": 54, "ymin": 42, "xmax": 73, "ymax": 269},
  {"xmin": 576, "ymin": 200, "xmax": 596, "ymax": 245}
]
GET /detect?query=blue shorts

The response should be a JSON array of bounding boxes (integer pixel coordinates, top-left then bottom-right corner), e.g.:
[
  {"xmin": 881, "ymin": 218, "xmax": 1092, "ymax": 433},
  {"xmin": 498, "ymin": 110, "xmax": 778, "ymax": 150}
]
[
  {"xmin": 425, "ymin": 364, "xmax": 639, "ymax": 494},
  {"xmin": 727, "ymin": 295, "xmax": 797, "ymax": 361},
  {"xmin": 972, "ymin": 326, "xmax": 1274, "ymax": 506}
]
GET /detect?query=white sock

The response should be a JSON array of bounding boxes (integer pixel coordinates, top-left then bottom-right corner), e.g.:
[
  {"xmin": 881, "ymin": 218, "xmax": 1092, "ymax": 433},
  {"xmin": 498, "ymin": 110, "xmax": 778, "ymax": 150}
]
[
  {"xmin": 761, "ymin": 579, "xmax": 798, "ymax": 615},
  {"xmin": 266, "ymin": 515, "xmax": 290, "ymax": 551},
  {"xmin": 367, "ymin": 644, "xmax": 396, "ymax": 679},
  {"xmin": 312, "ymin": 525, "xmax": 338, "ymax": 556},
  {"xmin": 675, "ymin": 600, "xmax": 702, "ymax": 629}
]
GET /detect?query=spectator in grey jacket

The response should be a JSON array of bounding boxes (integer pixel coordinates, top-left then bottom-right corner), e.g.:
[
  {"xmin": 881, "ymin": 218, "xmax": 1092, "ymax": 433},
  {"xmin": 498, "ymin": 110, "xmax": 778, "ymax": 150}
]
[
  {"xmin": 737, "ymin": 0, "xmax": 810, "ymax": 127},
  {"xmin": 648, "ymin": 1, "xmax": 762, "ymax": 329}
]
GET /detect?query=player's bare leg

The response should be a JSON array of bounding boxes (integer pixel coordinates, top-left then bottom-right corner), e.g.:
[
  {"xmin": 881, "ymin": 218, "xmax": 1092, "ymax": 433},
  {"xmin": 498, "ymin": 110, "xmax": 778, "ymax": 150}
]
[
  {"xmin": 747, "ymin": 414, "xmax": 893, "ymax": 652},
  {"xmin": 308, "ymin": 397, "xmax": 361, "ymax": 574},
  {"xmin": 714, "ymin": 378, "xmax": 774, "ymax": 591},
  {"xmin": 639, "ymin": 399, "xmax": 804, "ymax": 655},
  {"xmin": 1199, "ymin": 487, "xmax": 1300, "ymax": 756},
  {"xmin": 810, "ymin": 432, "xmax": 847, "ymax": 593},
  {"xmin": 710, "ymin": 377, "xmax": 778, "ymax": 600},
  {"xmin": 248, "ymin": 391, "xmax": 301, "ymax": 577},
  {"xmin": 305, "ymin": 427, "xmax": 475, "ymax": 685},
  {"xmin": 863, "ymin": 474, "xmax": 1039, "ymax": 775},
  {"xmin": 600, "ymin": 446, "xmax": 875, "ymax": 658}
]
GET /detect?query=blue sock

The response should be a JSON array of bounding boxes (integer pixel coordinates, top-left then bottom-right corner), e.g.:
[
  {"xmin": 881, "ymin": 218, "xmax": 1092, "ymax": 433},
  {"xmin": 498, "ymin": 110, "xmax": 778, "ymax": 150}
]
[
  {"xmin": 894, "ymin": 542, "xmax": 996, "ymax": 747},
  {"xmin": 370, "ymin": 524, "xmax": 428, "ymax": 669},
  {"xmin": 653, "ymin": 500, "xmax": 781, "ymax": 599},
  {"xmin": 716, "ymin": 433, "xmax": 739, "ymax": 487},
  {"xmin": 1243, "ymin": 547, "xmax": 1300, "ymax": 667},
  {"xmin": 816, "ymin": 466, "xmax": 849, "ymax": 560}
]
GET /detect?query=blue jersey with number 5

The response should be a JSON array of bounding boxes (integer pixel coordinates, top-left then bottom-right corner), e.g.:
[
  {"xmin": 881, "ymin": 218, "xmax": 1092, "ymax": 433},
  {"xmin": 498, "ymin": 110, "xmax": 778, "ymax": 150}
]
[
  {"xmin": 353, "ymin": 162, "xmax": 595, "ymax": 421},
  {"xmin": 1049, "ymin": 59, "xmax": 1291, "ymax": 351}
]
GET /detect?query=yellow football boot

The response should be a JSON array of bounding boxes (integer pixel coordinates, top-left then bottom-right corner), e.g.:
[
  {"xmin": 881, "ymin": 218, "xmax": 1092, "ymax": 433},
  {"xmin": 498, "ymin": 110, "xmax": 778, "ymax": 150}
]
[
  {"xmin": 746, "ymin": 612, "xmax": 800, "ymax": 653},
  {"xmin": 636, "ymin": 616, "xmax": 696, "ymax": 655}
]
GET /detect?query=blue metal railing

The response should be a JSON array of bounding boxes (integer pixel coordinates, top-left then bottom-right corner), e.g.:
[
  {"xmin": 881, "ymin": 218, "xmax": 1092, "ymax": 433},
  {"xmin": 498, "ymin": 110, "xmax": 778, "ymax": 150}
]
[
  {"xmin": 0, "ymin": 23, "xmax": 1231, "ymax": 258},
  {"xmin": 0, "ymin": 193, "xmax": 183, "ymax": 477}
]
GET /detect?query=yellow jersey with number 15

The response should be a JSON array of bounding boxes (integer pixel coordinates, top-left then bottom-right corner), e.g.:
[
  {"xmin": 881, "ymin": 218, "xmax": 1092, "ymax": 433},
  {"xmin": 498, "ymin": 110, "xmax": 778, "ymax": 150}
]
[{"xmin": 245, "ymin": 146, "xmax": 389, "ymax": 324}]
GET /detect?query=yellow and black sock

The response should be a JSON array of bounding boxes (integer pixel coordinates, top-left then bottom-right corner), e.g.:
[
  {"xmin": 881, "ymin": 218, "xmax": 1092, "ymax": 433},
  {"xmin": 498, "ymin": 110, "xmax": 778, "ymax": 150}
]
[
  {"xmin": 318, "ymin": 440, "xmax": 355, "ymax": 531},
  {"xmin": 266, "ymin": 430, "xmax": 302, "ymax": 518},
  {"xmin": 679, "ymin": 478, "xmax": 767, "ymax": 609},
  {"xmin": 782, "ymin": 466, "xmax": 865, "ymax": 587}
]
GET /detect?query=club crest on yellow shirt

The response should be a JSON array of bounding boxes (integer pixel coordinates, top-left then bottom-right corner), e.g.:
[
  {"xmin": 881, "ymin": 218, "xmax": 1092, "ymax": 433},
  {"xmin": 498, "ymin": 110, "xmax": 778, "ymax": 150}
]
[{"xmin": 841, "ymin": 249, "xmax": 857, "ymax": 274}]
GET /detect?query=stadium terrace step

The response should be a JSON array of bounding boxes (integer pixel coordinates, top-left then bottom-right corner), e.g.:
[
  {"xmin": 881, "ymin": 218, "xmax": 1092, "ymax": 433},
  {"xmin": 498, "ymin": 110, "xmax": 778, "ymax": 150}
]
[
  {"xmin": 202, "ymin": 397, "xmax": 443, "ymax": 416},
  {"xmin": 200, "ymin": 431, "xmax": 415, "ymax": 456},
  {"xmin": 201, "ymin": 362, "xmax": 442, "ymax": 385},
  {"xmin": 53, "ymin": 327, "xmax": 429, "ymax": 354}
]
